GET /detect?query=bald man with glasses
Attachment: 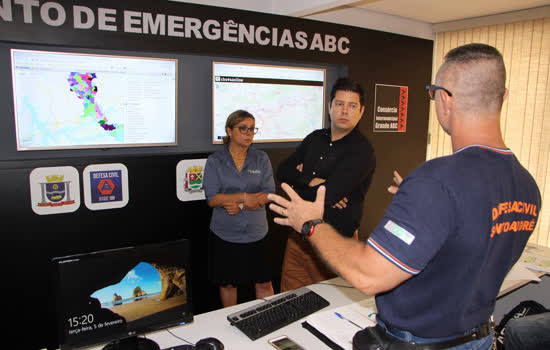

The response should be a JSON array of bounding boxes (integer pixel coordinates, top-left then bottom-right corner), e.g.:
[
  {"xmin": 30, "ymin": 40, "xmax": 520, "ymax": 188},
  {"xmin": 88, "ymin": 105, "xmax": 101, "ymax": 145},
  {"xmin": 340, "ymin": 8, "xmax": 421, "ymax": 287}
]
[{"xmin": 268, "ymin": 44, "xmax": 541, "ymax": 350}]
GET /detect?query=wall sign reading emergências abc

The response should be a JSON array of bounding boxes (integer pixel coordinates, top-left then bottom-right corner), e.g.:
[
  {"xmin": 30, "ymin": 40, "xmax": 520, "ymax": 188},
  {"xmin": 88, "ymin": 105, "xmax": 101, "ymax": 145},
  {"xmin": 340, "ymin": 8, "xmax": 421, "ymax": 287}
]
[
  {"xmin": 373, "ymin": 84, "xmax": 408, "ymax": 132},
  {"xmin": 0, "ymin": 2, "xmax": 352, "ymax": 55}
]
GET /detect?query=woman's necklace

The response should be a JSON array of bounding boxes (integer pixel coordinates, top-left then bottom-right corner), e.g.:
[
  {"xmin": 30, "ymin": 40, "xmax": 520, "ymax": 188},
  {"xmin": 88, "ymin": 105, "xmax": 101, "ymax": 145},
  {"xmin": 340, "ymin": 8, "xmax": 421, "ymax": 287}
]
[{"xmin": 230, "ymin": 149, "xmax": 247, "ymax": 172}]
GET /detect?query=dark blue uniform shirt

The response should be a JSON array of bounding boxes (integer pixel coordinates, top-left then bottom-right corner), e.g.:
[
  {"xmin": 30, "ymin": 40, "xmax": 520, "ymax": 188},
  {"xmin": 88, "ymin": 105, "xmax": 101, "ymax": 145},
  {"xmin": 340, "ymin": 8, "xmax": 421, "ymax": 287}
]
[{"xmin": 369, "ymin": 145, "xmax": 541, "ymax": 338}]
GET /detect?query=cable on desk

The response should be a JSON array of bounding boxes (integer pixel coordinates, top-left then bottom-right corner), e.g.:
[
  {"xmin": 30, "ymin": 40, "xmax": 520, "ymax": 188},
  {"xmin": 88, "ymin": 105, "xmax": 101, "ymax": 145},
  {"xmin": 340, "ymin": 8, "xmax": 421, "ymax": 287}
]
[
  {"xmin": 164, "ymin": 328, "xmax": 194, "ymax": 346},
  {"xmin": 315, "ymin": 281, "xmax": 356, "ymax": 289}
]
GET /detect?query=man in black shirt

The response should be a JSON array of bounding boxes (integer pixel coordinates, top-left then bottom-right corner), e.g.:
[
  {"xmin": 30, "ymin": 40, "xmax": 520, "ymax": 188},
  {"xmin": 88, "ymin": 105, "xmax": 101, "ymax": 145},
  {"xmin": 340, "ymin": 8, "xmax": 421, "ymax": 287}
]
[{"xmin": 277, "ymin": 78, "xmax": 376, "ymax": 291}]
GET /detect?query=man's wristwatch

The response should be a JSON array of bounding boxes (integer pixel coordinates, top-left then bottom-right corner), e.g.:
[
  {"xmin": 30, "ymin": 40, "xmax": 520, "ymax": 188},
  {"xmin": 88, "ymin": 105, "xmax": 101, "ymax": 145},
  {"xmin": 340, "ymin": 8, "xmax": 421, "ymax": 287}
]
[{"xmin": 300, "ymin": 219, "xmax": 324, "ymax": 240}]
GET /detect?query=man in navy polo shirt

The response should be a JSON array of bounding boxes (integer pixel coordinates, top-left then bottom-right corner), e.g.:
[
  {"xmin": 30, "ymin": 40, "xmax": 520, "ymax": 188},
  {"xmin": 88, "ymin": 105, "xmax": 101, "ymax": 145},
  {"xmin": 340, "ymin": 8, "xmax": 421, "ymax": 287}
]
[{"xmin": 268, "ymin": 43, "xmax": 541, "ymax": 350}]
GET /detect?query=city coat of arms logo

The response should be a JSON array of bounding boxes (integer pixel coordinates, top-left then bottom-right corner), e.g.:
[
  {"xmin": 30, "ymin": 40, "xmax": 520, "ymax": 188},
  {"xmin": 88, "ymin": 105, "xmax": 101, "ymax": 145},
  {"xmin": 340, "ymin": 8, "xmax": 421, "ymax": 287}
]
[
  {"xmin": 30, "ymin": 166, "xmax": 80, "ymax": 215},
  {"xmin": 38, "ymin": 174, "xmax": 75, "ymax": 207},
  {"xmin": 184, "ymin": 165, "xmax": 204, "ymax": 193},
  {"xmin": 176, "ymin": 159, "xmax": 207, "ymax": 202}
]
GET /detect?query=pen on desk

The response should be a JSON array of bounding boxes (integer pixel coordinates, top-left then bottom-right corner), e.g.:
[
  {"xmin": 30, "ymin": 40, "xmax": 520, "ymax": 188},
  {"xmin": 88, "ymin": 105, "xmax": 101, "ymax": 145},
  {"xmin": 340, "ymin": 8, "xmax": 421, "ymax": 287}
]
[{"xmin": 334, "ymin": 312, "xmax": 362, "ymax": 329}]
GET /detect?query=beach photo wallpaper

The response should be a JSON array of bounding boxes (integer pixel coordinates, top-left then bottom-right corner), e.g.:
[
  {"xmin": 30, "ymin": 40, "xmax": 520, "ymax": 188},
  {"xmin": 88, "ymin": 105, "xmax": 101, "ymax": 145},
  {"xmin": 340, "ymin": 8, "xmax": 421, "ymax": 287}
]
[{"xmin": 91, "ymin": 262, "xmax": 188, "ymax": 322}]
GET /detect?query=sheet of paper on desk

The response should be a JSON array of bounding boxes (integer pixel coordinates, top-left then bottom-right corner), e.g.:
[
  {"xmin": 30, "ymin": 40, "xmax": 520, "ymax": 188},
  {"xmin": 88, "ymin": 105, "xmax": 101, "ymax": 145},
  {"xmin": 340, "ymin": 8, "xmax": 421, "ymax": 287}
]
[
  {"xmin": 506, "ymin": 262, "xmax": 542, "ymax": 281},
  {"xmin": 305, "ymin": 298, "xmax": 377, "ymax": 350},
  {"xmin": 519, "ymin": 248, "xmax": 550, "ymax": 274}
]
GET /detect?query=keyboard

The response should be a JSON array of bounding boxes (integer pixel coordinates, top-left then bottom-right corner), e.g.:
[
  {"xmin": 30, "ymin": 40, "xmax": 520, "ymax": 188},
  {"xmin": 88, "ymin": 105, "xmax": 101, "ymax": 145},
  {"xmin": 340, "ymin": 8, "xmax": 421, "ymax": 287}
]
[{"xmin": 227, "ymin": 287, "xmax": 330, "ymax": 340}]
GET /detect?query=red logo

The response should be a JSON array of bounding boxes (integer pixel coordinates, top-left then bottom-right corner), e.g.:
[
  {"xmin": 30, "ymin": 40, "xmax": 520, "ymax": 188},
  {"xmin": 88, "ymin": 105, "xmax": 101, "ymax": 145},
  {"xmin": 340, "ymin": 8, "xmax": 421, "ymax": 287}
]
[
  {"xmin": 398, "ymin": 87, "xmax": 408, "ymax": 132},
  {"xmin": 97, "ymin": 179, "xmax": 115, "ymax": 195}
]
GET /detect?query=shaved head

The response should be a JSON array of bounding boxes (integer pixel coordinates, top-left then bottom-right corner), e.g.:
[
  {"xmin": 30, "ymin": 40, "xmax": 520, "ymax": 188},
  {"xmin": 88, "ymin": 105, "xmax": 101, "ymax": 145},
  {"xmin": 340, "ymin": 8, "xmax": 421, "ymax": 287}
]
[{"xmin": 436, "ymin": 43, "xmax": 506, "ymax": 115}]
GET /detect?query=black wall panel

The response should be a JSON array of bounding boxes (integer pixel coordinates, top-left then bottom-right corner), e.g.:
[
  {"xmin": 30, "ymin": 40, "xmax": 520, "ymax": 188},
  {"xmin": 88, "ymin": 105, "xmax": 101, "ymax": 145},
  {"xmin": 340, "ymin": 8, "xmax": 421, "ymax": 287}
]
[{"xmin": 0, "ymin": 1, "xmax": 433, "ymax": 348}]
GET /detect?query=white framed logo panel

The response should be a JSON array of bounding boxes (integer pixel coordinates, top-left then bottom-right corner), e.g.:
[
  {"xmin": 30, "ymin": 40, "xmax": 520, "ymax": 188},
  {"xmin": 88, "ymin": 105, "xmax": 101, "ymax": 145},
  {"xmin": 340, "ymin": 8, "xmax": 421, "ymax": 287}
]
[
  {"xmin": 176, "ymin": 159, "xmax": 207, "ymax": 202},
  {"xmin": 29, "ymin": 166, "xmax": 81, "ymax": 215},
  {"xmin": 83, "ymin": 163, "xmax": 129, "ymax": 210}
]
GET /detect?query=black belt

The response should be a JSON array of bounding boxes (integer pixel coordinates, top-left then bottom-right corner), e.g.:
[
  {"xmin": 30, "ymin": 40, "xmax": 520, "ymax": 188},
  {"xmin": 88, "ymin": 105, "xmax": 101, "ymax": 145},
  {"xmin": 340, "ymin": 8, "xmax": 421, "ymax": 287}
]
[{"xmin": 385, "ymin": 320, "xmax": 493, "ymax": 350}]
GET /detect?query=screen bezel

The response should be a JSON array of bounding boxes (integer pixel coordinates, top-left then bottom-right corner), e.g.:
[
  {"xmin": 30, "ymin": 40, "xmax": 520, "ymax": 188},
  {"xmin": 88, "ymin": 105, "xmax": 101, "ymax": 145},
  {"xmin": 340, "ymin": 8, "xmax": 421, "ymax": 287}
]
[
  {"xmin": 52, "ymin": 239, "xmax": 193, "ymax": 350},
  {"xmin": 11, "ymin": 48, "xmax": 178, "ymax": 151},
  {"xmin": 212, "ymin": 61, "xmax": 326, "ymax": 144}
]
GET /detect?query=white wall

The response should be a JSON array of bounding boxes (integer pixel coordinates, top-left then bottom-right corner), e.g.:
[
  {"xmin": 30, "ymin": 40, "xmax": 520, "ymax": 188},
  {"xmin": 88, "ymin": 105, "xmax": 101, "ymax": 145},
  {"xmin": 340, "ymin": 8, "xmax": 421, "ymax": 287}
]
[
  {"xmin": 304, "ymin": 7, "xmax": 434, "ymax": 40},
  {"xmin": 170, "ymin": 0, "xmax": 435, "ymax": 40},
  {"xmin": 169, "ymin": 2, "xmax": 550, "ymax": 41}
]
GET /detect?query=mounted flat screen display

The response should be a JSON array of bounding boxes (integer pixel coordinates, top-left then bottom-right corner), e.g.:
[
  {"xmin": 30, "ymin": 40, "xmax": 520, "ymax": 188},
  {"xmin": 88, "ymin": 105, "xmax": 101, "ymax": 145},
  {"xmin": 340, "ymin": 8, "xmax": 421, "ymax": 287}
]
[
  {"xmin": 52, "ymin": 239, "xmax": 193, "ymax": 350},
  {"xmin": 11, "ymin": 49, "xmax": 177, "ymax": 151},
  {"xmin": 212, "ymin": 62, "xmax": 325, "ymax": 143}
]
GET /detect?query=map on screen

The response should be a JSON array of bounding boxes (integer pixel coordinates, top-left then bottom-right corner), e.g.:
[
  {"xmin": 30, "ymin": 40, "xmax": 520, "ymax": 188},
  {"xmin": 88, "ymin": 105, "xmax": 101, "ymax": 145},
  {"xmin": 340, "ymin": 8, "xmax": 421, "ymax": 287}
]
[
  {"xmin": 11, "ymin": 49, "xmax": 177, "ymax": 151},
  {"xmin": 212, "ymin": 62, "xmax": 325, "ymax": 143}
]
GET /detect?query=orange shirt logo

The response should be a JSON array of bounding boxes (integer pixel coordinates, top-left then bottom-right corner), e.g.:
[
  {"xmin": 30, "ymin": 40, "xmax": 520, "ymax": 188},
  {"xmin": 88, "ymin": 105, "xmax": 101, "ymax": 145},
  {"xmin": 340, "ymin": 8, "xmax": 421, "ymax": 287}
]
[{"xmin": 491, "ymin": 201, "xmax": 538, "ymax": 238}]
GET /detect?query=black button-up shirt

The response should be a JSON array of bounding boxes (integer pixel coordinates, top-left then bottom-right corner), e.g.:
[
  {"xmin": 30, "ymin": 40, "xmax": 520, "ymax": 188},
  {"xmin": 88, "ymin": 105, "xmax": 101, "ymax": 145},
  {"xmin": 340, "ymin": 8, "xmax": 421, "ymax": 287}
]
[{"xmin": 277, "ymin": 127, "xmax": 376, "ymax": 237}]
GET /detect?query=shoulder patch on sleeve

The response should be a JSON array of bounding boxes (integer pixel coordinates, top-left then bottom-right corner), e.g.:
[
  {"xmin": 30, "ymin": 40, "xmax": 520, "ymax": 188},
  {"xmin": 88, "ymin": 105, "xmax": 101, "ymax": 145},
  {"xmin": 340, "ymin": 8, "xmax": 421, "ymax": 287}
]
[{"xmin": 384, "ymin": 220, "xmax": 415, "ymax": 245}]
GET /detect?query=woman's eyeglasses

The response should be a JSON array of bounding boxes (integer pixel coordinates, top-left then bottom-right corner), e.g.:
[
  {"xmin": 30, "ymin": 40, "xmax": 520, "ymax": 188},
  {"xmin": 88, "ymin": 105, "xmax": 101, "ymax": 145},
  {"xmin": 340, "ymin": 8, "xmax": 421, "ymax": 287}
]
[
  {"xmin": 426, "ymin": 85, "xmax": 453, "ymax": 100},
  {"xmin": 234, "ymin": 125, "xmax": 259, "ymax": 134}
]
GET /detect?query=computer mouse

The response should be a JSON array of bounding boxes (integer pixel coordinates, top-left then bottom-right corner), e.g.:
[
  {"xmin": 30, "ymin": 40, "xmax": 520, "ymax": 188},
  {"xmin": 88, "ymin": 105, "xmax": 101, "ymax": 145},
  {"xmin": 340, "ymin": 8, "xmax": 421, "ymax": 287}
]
[{"xmin": 195, "ymin": 337, "xmax": 224, "ymax": 350}]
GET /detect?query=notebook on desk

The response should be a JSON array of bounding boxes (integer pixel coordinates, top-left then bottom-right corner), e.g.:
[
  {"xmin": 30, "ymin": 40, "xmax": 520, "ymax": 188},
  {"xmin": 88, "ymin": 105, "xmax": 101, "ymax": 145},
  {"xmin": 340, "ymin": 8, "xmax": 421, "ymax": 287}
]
[{"xmin": 302, "ymin": 298, "xmax": 377, "ymax": 350}]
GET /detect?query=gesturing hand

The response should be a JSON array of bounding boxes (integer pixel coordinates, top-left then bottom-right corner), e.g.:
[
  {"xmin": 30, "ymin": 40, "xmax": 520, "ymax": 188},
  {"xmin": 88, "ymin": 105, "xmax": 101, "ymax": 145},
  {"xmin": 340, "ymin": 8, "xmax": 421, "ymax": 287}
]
[
  {"xmin": 387, "ymin": 170, "xmax": 403, "ymax": 195},
  {"xmin": 332, "ymin": 196, "xmax": 348, "ymax": 209},
  {"xmin": 268, "ymin": 183, "xmax": 325, "ymax": 233}
]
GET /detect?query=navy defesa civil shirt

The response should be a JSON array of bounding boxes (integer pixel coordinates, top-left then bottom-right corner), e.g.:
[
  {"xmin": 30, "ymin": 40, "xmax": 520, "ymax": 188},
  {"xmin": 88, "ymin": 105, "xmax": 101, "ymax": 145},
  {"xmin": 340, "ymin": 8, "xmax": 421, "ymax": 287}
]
[
  {"xmin": 204, "ymin": 146, "xmax": 275, "ymax": 243},
  {"xmin": 368, "ymin": 145, "xmax": 541, "ymax": 338},
  {"xmin": 277, "ymin": 127, "xmax": 376, "ymax": 237}
]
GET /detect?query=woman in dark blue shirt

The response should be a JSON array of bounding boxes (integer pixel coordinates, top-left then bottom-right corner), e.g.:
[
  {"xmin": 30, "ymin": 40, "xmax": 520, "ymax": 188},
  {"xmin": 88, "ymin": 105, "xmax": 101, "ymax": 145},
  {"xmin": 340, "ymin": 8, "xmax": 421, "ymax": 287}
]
[{"xmin": 203, "ymin": 110, "xmax": 275, "ymax": 307}]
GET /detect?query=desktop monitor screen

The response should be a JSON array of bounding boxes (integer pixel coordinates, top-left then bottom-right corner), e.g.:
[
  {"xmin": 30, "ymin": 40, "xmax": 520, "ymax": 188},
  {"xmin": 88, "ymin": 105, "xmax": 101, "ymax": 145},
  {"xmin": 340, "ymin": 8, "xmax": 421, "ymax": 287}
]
[
  {"xmin": 11, "ymin": 49, "xmax": 178, "ymax": 151},
  {"xmin": 212, "ymin": 62, "xmax": 325, "ymax": 143},
  {"xmin": 52, "ymin": 239, "xmax": 193, "ymax": 350}
]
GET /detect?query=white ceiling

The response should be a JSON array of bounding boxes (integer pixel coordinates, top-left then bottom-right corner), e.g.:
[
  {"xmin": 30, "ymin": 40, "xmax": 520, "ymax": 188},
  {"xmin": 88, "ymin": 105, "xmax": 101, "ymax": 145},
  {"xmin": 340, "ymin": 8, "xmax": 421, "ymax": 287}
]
[
  {"xmin": 172, "ymin": 0, "xmax": 550, "ymax": 24},
  {"xmin": 320, "ymin": 0, "xmax": 550, "ymax": 23}
]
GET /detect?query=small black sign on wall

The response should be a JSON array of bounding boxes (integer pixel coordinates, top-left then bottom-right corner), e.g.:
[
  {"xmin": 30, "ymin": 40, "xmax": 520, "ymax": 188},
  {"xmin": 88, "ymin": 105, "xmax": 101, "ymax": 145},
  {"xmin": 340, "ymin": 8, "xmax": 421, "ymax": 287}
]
[{"xmin": 373, "ymin": 84, "xmax": 408, "ymax": 132}]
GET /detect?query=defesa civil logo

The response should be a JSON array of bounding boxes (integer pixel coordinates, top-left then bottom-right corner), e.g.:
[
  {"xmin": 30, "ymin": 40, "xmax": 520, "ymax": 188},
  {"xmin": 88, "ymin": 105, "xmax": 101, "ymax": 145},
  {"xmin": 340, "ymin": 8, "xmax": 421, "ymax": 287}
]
[{"xmin": 83, "ymin": 163, "xmax": 129, "ymax": 210}]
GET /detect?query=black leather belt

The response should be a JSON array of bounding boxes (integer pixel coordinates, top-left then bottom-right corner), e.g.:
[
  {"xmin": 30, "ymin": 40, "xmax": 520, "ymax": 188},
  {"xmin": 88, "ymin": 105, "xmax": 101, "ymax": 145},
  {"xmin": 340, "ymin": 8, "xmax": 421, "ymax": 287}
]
[{"xmin": 387, "ymin": 320, "xmax": 493, "ymax": 350}]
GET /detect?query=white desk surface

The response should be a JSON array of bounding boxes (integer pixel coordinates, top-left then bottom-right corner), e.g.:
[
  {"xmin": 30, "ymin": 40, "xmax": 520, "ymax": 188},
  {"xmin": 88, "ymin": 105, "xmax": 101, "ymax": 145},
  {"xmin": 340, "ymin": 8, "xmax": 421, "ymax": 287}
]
[
  {"xmin": 86, "ymin": 243, "xmax": 550, "ymax": 350},
  {"xmin": 88, "ymin": 278, "xmax": 369, "ymax": 350}
]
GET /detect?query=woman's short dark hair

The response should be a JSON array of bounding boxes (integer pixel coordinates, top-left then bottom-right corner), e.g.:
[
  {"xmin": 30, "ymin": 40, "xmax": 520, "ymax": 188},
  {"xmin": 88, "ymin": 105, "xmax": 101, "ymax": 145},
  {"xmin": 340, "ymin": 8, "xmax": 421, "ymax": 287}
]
[
  {"xmin": 223, "ymin": 110, "xmax": 255, "ymax": 145},
  {"xmin": 329, "ymin": 78, "xmax": 365, "ymax": 107}
]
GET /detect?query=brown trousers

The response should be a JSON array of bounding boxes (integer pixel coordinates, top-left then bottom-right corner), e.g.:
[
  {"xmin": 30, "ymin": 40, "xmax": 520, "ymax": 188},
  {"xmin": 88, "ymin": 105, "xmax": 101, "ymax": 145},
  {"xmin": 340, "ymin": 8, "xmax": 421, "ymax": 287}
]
[{"xmin": 280, "ymin": 230, "xmax": 358, "ymax": 292}]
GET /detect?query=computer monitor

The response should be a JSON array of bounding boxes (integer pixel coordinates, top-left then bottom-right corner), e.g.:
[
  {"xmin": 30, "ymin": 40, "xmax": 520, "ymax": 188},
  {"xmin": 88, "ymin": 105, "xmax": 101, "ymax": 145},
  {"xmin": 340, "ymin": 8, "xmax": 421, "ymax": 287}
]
[
  {"xmin": 11, "ymin": 49, "xmax": 178, "ymax": 151},
  {"xmin": 212, "ymin": 61, "xmax": 325, "ymax": 143},
  {"xmin": 52, "ymin": 239, "xmax": 193, "ymax": 350}
]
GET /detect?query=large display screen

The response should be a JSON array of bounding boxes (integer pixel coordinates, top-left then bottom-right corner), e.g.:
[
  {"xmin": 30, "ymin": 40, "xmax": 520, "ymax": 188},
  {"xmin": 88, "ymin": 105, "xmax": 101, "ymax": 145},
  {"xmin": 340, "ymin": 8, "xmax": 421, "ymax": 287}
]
[
  {"xmin": 11, "ymin": 49, "xmax": 177, "ymax": 151},
  {"xmin": 52, "ymin": 239, "xmax": 193, "ymax": 350},
  {"xmin": 212, "ymin": 62, "xmax": 325, "ymax": 143}
]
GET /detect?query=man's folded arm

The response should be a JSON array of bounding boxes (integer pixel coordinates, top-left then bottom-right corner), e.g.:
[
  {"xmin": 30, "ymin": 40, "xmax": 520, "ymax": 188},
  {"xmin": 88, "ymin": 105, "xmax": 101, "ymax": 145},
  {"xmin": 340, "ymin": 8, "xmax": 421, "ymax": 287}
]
[{"xmin": 302, "ymin": 150, "xmax": 376, "ymax": 206}]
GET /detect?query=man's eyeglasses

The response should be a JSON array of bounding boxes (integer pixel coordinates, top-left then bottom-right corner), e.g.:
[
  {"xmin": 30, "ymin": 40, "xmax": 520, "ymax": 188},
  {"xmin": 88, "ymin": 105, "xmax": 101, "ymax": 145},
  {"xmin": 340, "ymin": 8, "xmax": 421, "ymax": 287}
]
[
  {"xmin": 426, "ymin": 85, "xmax": 453, "ymax": 100},
  {"xmin": 234, "ymin": 125, "xmax": 259, "ymax": 134}
]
